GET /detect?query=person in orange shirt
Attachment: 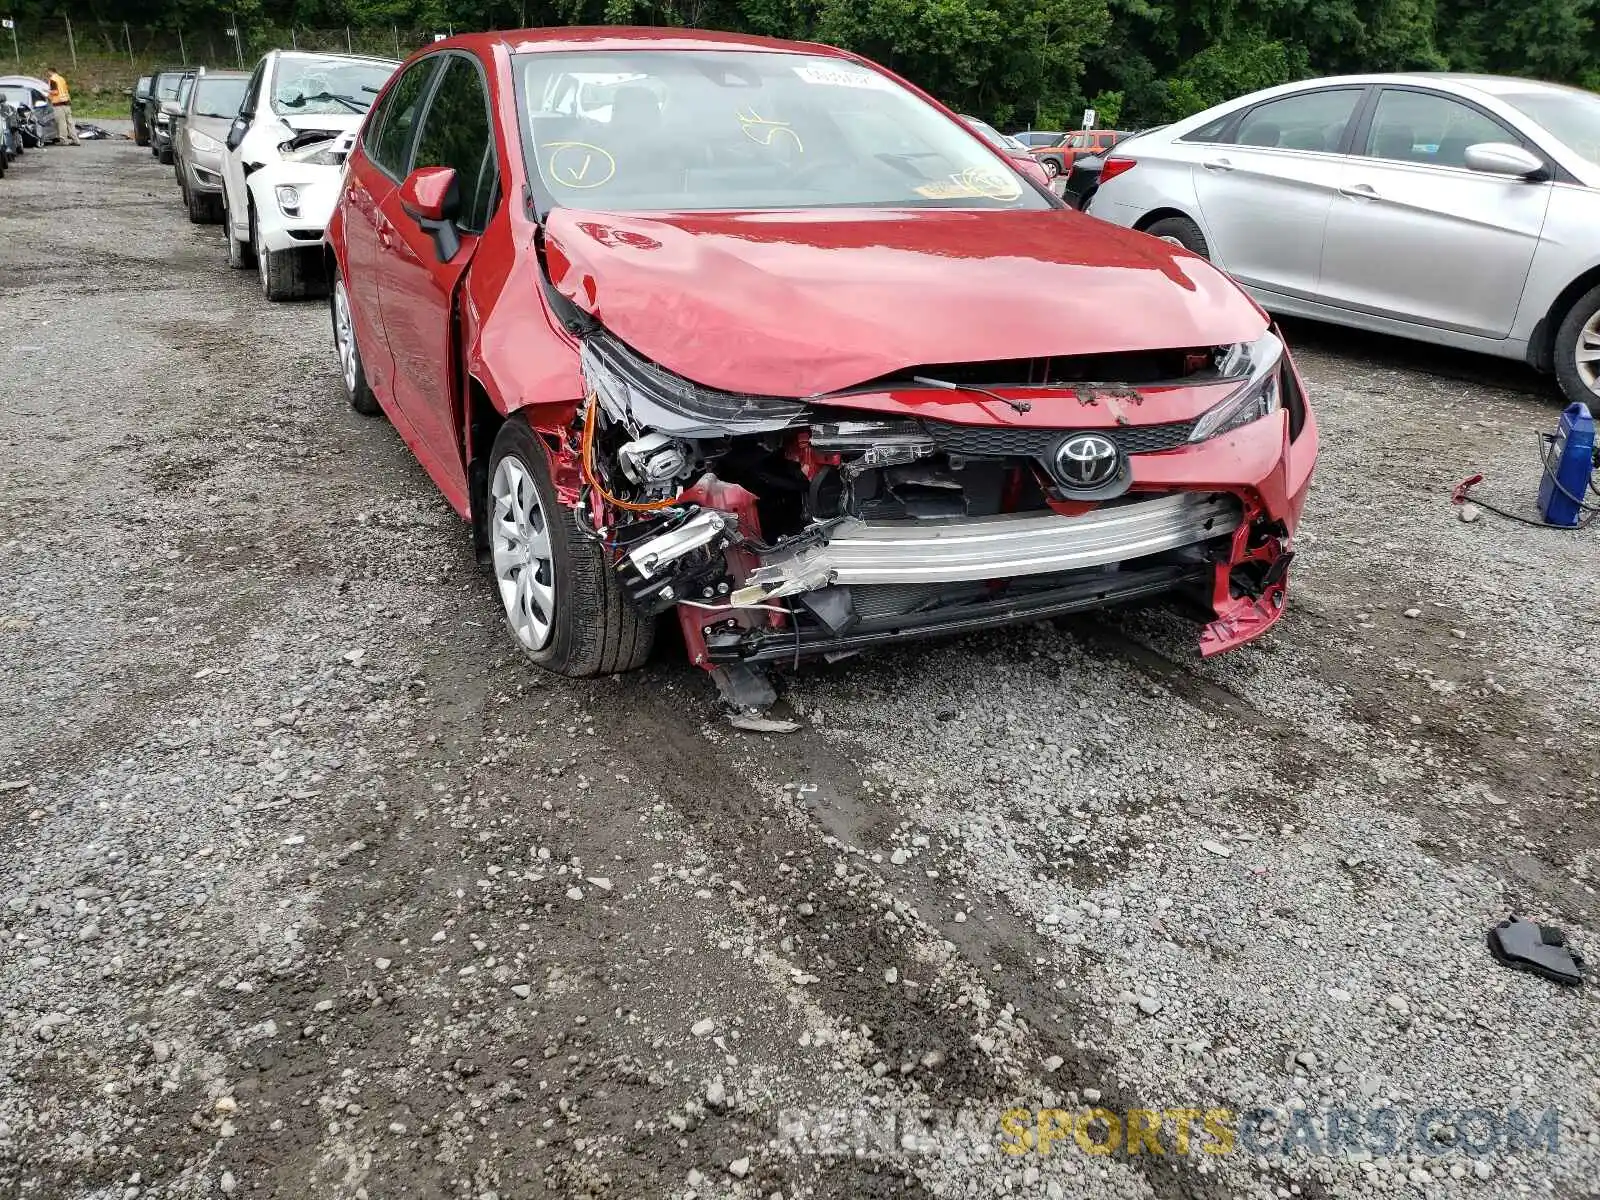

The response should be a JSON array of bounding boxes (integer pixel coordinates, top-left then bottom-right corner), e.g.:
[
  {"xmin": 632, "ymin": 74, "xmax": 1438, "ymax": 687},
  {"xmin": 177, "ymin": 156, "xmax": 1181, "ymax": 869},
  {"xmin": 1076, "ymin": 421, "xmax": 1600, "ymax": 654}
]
[{"xmin": 47, "ymin": 68, "xmax": 80, "ymax": 146}]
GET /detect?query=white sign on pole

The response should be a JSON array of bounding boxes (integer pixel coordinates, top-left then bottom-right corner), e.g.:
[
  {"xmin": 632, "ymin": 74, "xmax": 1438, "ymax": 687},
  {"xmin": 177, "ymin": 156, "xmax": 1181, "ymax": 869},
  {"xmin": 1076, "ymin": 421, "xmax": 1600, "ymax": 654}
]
[
  {"xmin": 1, "ymin": 18, "xmax": 14, "ymax": 28},
  {"xmin": 433, "ymin": 33, "xmax": 447, "ymax": 42},
  {"xmin": 1081, "ymin": 108, "xmax": 1096, "ymax": 130}
]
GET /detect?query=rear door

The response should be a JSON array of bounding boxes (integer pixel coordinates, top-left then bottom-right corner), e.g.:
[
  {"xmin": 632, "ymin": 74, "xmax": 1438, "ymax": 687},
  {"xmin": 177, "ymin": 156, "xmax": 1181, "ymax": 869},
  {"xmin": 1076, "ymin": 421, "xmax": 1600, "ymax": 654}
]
[
  {"xmin": 1316, "ymin": 86, "xmax": 1552, "ymax": 337},
  {"xmin": 373, "ymin": 51, "xmax": 500, "ymax": 503},
  {"xmin": 1188, "ymin": 86, "xmax": 1366, "ymax": 299},
  {"xmin": 341, "ymin": 54, "xmax": 440, "ymax": 401}
]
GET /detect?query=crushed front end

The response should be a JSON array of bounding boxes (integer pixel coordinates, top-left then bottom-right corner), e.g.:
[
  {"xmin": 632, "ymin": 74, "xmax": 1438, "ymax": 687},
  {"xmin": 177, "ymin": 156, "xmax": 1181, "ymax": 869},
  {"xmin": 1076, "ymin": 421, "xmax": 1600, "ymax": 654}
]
[{"xmin": 566, "ymin": 329, "xmax": 1317, "ymax": 669}]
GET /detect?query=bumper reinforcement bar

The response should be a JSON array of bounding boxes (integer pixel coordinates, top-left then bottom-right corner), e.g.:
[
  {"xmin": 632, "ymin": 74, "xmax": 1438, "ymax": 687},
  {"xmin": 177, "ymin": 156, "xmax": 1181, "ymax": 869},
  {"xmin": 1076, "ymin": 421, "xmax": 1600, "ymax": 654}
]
[{"xmin": 747, "ymin": 492, "xmax": 1241, "ymax": 591}]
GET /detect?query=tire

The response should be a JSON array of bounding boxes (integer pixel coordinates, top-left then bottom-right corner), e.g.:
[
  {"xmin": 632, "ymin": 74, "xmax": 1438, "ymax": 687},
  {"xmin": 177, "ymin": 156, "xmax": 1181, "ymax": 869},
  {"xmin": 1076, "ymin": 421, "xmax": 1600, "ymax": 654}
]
[
  {"xmin": 330, "ymin": 269, "xmax": 382, "ymax": 416},
  {"xmin": 257, "ymin": 219, "xmax": 316, "ymax": 301},
  {"xmin": 1042, "ymin": 159, "xmax": 1060, "ymax": 179},
  {"xmin": 186, "ymin": 182, "xmax": 220, "ymax": 225},
  {"xmin": 133, "ymin": 118, "xmax": 148, "ymax": 147},
  {"xmin": 1553, "ymin": 283, "xmax": 1600, "ymax": 406},
  {"xmin": 225, "ymin": 195, "xmax": 254, "ymax": 269},
  {"xmin": 159, "ymin": 145, "xmax": 173, "ymax": 165},
  {"xmin": 1144, "ymin": 215, "xmax": 1211, "ymax": 259},
  {"xmin": 487, "ymin": 419, "xmax": 655, "ymax": 678}
]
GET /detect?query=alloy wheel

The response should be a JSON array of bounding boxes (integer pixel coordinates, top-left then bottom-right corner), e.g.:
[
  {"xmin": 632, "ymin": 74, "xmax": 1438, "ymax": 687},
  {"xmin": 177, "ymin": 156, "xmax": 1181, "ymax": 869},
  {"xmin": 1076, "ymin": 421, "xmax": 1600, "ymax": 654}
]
[
  {"xmin": 1577, "ymin": 309, "xmax": 1600, "ymax": 396},
  {"xmin": 490, "ymin": 456, "xmax": 557, "ymax": 652},
  {"xmin": 332, "ymin": 278, "xmax": 358, "ymax": 396}
]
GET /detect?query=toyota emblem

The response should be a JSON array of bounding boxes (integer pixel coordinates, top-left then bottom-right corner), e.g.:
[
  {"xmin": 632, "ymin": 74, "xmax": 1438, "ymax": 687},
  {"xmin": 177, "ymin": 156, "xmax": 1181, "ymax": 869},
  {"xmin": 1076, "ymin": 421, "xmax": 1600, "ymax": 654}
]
[{"xmin": 1055, "ymin": 433, "xmax": 1121, "ymax": 488}]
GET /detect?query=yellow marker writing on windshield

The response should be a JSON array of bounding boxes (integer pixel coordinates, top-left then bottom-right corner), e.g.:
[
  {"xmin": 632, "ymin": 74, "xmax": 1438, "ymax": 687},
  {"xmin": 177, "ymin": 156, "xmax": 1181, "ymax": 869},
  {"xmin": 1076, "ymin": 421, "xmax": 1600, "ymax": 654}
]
[
  {"xmin": 545, "ymin": 141, "xmax": 617, "ymax": 189},
  {"xmin": 736, "ymin": 106, "xmax": 803, "ymax": 153}
]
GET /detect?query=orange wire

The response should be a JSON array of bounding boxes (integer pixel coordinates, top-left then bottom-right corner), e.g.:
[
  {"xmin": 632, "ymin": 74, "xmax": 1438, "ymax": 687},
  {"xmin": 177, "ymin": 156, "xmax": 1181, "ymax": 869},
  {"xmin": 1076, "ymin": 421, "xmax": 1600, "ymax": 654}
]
[{"xmin": 579, "ymin": 393, "xmax": 684, "ymax": 513}]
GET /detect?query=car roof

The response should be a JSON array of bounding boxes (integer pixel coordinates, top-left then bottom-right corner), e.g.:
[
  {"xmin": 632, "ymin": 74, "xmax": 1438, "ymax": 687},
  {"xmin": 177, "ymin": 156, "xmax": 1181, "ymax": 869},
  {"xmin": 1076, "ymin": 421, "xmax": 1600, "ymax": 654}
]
[
  {"xmin": 436, "ymin": 25, "xmax": 855, "ymax": 58},
  {"xmin": 1270, "ymin": 71, "xmax": 1590, "ymax": 102}
]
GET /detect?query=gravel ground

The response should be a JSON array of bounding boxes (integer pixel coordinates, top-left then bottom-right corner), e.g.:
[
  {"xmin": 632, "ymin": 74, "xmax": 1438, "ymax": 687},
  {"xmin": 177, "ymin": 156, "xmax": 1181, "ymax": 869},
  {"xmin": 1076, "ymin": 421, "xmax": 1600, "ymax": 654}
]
[{"xmin": 2, "ymin": 138, "xmax": 1598, "ymax": 1200}]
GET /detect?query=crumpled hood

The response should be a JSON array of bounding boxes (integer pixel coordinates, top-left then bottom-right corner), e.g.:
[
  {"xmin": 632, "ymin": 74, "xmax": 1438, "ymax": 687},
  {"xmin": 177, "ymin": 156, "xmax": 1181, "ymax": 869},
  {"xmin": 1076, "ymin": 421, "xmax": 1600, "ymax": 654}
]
[{"xmin": 542, "ymin": 207, "xmax": 1267, "ymax": 398}]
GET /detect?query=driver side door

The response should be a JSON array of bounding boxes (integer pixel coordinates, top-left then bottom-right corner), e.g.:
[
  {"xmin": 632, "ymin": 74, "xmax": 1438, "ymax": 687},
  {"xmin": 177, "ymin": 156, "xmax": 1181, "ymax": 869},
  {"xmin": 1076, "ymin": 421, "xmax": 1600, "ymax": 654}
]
[{"xmin": 373, "ymin": 51, "xmax": 501, "ymax": 509}]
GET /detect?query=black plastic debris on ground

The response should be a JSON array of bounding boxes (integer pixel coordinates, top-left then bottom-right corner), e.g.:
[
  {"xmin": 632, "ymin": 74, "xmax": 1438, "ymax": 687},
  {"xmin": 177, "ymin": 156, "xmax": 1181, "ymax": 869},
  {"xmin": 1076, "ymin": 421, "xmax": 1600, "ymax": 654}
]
[{"xmin": 1487, "ymin": 916, "xmax": 1586, "ymax": 986}]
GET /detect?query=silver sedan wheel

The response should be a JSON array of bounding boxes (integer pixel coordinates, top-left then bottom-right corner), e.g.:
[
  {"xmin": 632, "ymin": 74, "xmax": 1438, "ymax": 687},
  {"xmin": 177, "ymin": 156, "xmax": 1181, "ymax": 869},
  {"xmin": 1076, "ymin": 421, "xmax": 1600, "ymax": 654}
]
[
  {"xmin": 332, "ymin": 278, "xmax": 358, "ymax": 395},
  {"xmin": 491, "ymin": 456, "xmax": 557, "ymax": 653},
  {"xmin": 1577, "ymin": 309, "xmax": 1600, "ymax": 395}
]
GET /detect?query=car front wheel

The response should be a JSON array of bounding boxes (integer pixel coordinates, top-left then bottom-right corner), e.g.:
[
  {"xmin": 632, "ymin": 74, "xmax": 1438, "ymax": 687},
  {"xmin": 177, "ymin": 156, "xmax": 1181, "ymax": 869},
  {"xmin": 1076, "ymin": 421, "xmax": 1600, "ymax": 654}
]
[
  {"xmin": 1554, "ymin": 283, "xmax": 1600, "ymax": 406},
  {"xmin": 487, "ymin": 419, "xmax": 655, "ymax": 678},
  {"xmin": 331, "ymin": 270, "xmax": 381, "ymax": 416},
  {"xmin": 255, "ymin": 213, "xmax": 316, "ymax": 302},
  {"xmin": 1144, "ymin": 216, "xmax": 1211, "ymax": 259},
  {"xmin": 1042, "ymin": 159, "xmax": 1060, "ymax": 178}
]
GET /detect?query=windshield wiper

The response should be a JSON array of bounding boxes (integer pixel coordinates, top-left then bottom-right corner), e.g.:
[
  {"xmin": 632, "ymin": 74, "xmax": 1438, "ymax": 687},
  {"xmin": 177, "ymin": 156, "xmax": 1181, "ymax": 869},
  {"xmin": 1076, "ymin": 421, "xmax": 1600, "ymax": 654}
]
[{"xmin": 282, "ymin": 90, "xmax": 368, "ymax": 112}]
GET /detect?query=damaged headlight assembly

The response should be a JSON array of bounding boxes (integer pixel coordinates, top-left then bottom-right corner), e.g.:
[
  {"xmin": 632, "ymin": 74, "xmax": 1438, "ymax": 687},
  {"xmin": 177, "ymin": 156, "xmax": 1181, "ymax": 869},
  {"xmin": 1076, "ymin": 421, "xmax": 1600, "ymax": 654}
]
[
  {"xmin": 1188, "ymin": 331, "xmax": 1283, "ymax": 443},
  {"xmin": 581, "ymin": 334, "xmax": 807, "ymax": 440}
]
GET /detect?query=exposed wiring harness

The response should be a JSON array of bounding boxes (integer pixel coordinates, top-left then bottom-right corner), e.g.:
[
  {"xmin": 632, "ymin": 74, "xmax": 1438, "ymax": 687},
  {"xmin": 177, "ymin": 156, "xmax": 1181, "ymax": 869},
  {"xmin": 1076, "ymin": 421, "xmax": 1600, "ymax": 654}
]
[
  {"xmin": 579, "ymin": 392, "xmax": 685, "ymax": 514},
  {"xmin": 1453, "ymin": 431, "xmax": 1600, "ymax": 530}
]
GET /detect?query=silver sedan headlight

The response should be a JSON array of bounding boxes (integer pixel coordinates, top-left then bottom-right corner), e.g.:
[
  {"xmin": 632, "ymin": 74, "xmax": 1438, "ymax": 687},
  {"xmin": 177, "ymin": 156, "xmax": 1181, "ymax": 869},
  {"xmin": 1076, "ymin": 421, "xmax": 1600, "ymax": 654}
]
[
  {"xmin": 1188, "ymin": 331, "xmax": 1283, "ymax": 443},
  {"xmin": 188, "ymin": 129, "xmax": 222, "ymax": 154}
]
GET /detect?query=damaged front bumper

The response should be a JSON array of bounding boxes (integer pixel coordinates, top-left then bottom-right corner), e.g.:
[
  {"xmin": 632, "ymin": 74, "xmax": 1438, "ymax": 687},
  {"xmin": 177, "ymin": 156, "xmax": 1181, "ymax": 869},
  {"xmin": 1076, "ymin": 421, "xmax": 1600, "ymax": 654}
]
[{"xmin": 570, "ymin": 330, "xmax": 1318, "ymax": 668}]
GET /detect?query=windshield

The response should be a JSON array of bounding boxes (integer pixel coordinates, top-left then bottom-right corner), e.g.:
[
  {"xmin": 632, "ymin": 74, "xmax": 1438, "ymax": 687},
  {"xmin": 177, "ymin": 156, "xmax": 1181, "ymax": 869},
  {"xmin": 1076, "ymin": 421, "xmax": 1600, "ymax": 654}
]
[
  {"xmin": 516, "ymin": 49, "xmax": 1045, "ymax": 213},
  {"xmin": 1498, "ymin": 88, "xmax": 1600, "ymax": 168},
  {"xmin": 177, "ymin": 75, "xmax": 194, "ymax": 104},
  {"xmin": 193, "ymin": 76, "xmax": 248, "ymax": 119},
  {"xmin": 155, "ymin": 73, "xmax": 185, "ymax": 101},
  {"xmin": 271, "ymin": 55, "xmax": 396, "ymax": 116}
]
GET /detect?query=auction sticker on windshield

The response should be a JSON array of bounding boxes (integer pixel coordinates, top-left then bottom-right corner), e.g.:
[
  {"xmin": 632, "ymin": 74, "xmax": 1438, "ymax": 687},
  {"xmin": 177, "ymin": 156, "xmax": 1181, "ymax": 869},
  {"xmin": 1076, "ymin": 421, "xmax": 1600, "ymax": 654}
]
[{"xmin": 792, "ymin": 62, "xmax": 893, "ymax": 90}]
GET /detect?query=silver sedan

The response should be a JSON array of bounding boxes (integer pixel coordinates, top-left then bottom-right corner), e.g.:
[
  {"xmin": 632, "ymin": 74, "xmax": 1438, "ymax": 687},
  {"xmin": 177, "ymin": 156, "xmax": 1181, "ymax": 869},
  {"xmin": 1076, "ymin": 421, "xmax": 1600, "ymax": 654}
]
[{"xmin": 1089, "ymin": 74, "xmax": 1600, "ymax": 405}]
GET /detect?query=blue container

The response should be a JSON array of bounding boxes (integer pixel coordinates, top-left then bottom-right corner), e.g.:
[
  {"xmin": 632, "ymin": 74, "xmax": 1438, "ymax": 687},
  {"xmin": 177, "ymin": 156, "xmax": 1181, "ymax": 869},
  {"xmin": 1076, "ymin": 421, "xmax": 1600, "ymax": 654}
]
[{"xmin": 1538, "ymin": 402, "xmax": 1596, "ymax": 527}]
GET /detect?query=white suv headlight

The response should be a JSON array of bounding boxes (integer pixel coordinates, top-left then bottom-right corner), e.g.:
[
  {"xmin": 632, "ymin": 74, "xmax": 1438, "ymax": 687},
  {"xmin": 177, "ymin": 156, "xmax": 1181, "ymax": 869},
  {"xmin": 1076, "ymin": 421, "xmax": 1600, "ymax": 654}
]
[{"xmin": 1188, "ymin": 331, "xmax": 1284, "ymax": 443}]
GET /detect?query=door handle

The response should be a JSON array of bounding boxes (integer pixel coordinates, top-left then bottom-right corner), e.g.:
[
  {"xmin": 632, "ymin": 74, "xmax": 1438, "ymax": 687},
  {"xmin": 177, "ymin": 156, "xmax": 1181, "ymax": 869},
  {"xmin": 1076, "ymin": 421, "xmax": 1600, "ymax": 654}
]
[
  {"xmin": 1201, "ymin": 157, "xmax": 1234, "ymax": 172},
  {"xmin": 1339, "ymin": 183, "xmax": 1379, "ymax": 199}
]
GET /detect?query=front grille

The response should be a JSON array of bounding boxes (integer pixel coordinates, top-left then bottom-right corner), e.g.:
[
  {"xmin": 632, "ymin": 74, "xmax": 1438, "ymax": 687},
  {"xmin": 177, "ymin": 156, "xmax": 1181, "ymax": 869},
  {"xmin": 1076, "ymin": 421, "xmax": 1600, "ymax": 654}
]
[{"xmin": 922, "ymin": 418, "xmax": 1195, "ymax": 459}]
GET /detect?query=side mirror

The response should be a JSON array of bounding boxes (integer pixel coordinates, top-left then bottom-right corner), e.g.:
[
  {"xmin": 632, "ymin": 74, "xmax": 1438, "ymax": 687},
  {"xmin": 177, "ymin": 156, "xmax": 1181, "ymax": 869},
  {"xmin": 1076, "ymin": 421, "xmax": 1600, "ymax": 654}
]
[
  {"xmin": 1463, "ymin": 142, "xmax": 1544, "ymax": 179},
  {"xmin": 225, "ymin": 114, "xmax": 250, "ymax": 151},
  {"xmin": 161, "ymin": 100, "xmax": 182, "ymax": 117},
  {"xmin": 399, "ymin": 165, "xmax": 463, "ymax": 263},
  {"xmin": 1015, "ymin": 155, "xmax": 1051, "ymax": 188}
]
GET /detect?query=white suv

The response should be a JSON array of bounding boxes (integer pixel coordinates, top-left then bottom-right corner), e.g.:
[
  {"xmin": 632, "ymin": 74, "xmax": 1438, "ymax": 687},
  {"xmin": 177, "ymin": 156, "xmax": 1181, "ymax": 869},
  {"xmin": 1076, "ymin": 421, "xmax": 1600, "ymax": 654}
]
[{"xmin": 221, "ymin": 49, "xmax": 398, "ymax": 301}]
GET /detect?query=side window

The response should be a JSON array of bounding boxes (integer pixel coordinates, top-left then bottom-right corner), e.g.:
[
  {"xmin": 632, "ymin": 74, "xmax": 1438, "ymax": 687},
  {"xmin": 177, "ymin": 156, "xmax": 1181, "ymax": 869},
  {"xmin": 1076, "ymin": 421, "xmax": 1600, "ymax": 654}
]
[
  {"xmin": 1362, "ymin": 89, "xmax": 1512, "ymax": 168},
  {"xmin": 1183, "ymin": 112, "xmax": 1234, "ymax": 144},
  {"xmin": 411, "ymin": 55, "xmax": 498, "ymax": 233},
  {"xmin": 367, "ymin": 57, "xmax": 438, "ymax": 178},
  {"xmin": 1235, "ymin": 89, "xmax": 1363, "ymax": 152}
]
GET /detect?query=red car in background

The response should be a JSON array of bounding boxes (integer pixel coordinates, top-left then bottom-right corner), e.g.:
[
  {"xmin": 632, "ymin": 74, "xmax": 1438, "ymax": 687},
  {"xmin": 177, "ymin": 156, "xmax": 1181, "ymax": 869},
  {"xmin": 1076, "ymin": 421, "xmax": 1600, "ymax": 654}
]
[
  {"xmin": 326, "ymin": 28, "xmax": 1317, "ymax": 694},
  {"xmin": 1032, "ymin": 128, "xmax": 1124, "ymax": 178}
]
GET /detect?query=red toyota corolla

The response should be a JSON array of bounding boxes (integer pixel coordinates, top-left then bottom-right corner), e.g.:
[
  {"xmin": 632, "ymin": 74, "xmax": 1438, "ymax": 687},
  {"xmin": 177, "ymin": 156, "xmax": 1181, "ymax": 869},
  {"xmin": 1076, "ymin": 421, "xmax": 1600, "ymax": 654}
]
[{"xmin": 326, "ymin": 28, "xmax": 1317, "ymax": 693}]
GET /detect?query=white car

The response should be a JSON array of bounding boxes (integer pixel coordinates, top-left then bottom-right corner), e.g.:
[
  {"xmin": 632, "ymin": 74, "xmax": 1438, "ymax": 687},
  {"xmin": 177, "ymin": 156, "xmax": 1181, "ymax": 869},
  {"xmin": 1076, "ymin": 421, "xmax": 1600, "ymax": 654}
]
[
  {"xmin": 221, "ymin": 49, "xmax": 399, "ymax": 301},
  {"xmin": 1089, "ymin": 74, "xmax": 1600, "ymax": 405}
]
